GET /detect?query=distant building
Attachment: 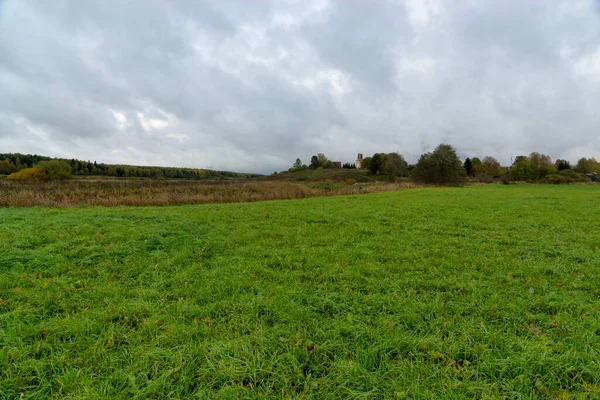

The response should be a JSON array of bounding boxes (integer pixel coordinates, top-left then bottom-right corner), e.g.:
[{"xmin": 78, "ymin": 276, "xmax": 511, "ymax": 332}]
[
  {"xmin": 334, "ymin": 161, "xmax": 342, "ymax": 169},
  {"xmin": 356, "ymin": 153, "xmax": 363, "ymax": 169}
]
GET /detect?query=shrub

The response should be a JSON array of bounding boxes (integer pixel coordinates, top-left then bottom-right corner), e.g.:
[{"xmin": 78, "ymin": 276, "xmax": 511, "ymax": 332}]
[
  {"xmin": 558, "ymin": 169, "xmax": 589, "ymax": 183},
  {"xmin": 477, "ymin": 174, "xmax": 494, "ymax": 184},
  {"xmin": 6, "ymin": 168, "xmax": 48, "ymax": 181},
  {"xmin": 35, "ymin": 160, "xmax": 72, "ymax": 180},
  {"xmin": 545, "ymin": 174, "xmax": 566, "ymax": 184},
  {"xmin": 288, "ymin": 167, "xmax": 305, "ymax": 173},
  {"xmin": 345, "ymin": 178, "xmax": 356, "ymax": 186},
  {"xmin": 309, "ymin": 182, "xmax": 344, "ymax": 192},
  {"xmin": 543, "ymin": 170, "xmax": 590, "ymax": 184}
]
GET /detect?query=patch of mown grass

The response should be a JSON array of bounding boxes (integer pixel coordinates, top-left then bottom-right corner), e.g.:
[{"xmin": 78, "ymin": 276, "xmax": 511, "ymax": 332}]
[{"xmin": 1, "ymin": 185, "xmax": 600, "ymax": 398}]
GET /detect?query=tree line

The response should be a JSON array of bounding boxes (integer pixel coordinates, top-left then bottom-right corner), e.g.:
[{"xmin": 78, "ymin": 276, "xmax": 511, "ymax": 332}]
[
  {"xmin": 289, "ymin": 153, "xmax": 407, "ymax": 179},
  {"xmin": 291, "ymin": 146, "xmax": 600, "ymax": 185},
  {"xmin": 289, "ymin": 154, "xmax": 356, "ymax": 171},
  {"xmin": 0, "ymin": 153, "xmax": 259, "ymax": 181}
]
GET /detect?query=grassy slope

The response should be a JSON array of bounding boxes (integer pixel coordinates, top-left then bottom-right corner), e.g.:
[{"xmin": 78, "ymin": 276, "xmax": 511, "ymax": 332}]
[{"xmin": 1, "ymin": 185, "xmax": 600, "ymax": 399}]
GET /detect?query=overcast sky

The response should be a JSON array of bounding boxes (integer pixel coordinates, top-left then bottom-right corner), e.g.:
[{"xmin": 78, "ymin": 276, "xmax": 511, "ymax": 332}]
[{"xmin": 1, "ymin": 0, "xmax": 600, "ymax": 173}]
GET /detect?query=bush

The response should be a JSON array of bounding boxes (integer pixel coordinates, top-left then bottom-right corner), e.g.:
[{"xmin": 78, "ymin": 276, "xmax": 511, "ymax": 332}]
[
  {"xmin": 545, "ymin": 174, "xmax": 566, "ymax": 184},
  {"xmin": 35, "ymin": 160, "xmax": 72, "ymax": 180},
  {"xmin": 309, "ymin": 182, "xmax": 343, "ymax": 191},
  {"xmin": 345, "ymin": 178, "xmax": 356, "ymax": 186},
  {"xmin": 543, "ymin": 170, "xmax": 590, "ymax": 184},
  {"xmin": 558, "ymin": 169, "xmax": 589, "ymax": 183},
  {"xmin": 288, "ymin": 167, "xmax": 306, "ymax": 173},
  {"xmin": 477, "ymin": 174, "xmax": 494, "ymax": 184},
  {"xmin": 6, "ymin": 168, "xmax": 48, "ymax": 181}
]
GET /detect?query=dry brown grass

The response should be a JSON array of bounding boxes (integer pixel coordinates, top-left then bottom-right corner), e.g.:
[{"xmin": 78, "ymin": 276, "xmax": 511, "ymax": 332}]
[{"xmin": 0, "ymin": 179, "xmax": 419, "ymax": 207}]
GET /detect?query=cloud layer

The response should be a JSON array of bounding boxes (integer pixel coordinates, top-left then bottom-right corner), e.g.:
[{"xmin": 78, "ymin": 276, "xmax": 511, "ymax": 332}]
[{"xmin": 1, "ymin": 0, "xmax": 599, "ymax": 172}]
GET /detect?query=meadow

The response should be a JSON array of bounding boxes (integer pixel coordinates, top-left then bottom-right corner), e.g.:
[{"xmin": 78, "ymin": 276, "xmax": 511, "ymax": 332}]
[
  {"xmin": 1, "ymin": 185, "xmax": 599, "ymax": 398},
  {"xmin": 0, "ymin": 179, "xmax": 411, "ymax": 207}
]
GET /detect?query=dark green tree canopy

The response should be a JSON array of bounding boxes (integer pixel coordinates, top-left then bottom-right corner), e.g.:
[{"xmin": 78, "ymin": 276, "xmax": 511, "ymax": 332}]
[
  {"xmin": 413, "ymin": 144, "xmax": 465, "ymax": 185},
  {"xmin": 309, "ymin": 153, "xmax": 332, "ymax": 169},
  {"xmin": 1, "ymin": 153, "xmax": 257, "ymax": 180},
  {"xmin": 555, "ymin": 159, "xmax": 571, "ymax": 171},
  {"xmin": 463, "ymin": 157, "xmax": 473, "ymax": 176},
  {"xmin": 310, "ymin": 155, "xmax": 319, "ymax": 169},
  {"xmin": 383, "ymin": 152, "xmax": 408, "ymax": 180},
  {"xmin": 368, "ymin": 153, "xmax": 384, "ymax": 175},
  {"xmin": 360, "ymin": 156, "xmax": 372, "ymax": 171}
]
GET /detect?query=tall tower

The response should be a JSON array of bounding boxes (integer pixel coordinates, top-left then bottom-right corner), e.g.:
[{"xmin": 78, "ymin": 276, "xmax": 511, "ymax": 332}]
[{"xmin": 356, "ymin": 153, "xmax": 363, "ymax": 169}]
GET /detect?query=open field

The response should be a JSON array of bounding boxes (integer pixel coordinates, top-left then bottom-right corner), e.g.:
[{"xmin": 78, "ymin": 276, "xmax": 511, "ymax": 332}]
[
  {"xmin": 0, "ymin": 180, "xmax": 413, "ymax": 208},
  {"xmin": 1, "ymin": 185, "xmax": 600, "ymax": 398}
]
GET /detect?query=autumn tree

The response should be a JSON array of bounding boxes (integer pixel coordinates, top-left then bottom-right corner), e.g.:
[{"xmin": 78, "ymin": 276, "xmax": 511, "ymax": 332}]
[
  {"xmin": 482, "ymin": 156, "xmax": 502, "ymax": 178},
  {"xmin": 0, "ymin": 159, "xmax": 16, "ymax": 175},
  {"xmin": 575, "ymin": 157, "xmax": 600, "ymax": 174},
  {"xmin": 529, "ymin": 152, "xmax": 555, "ymax": 180},
  {"xmin": 317, "ymin": 153, "xmax": 329, "ymax": 166},
  {"xmin": 6, "ymin": 168, "xmax": 47, "ymax": 181}
]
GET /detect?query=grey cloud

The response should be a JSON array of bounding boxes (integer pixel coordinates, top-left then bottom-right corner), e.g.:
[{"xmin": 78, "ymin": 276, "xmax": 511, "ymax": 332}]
[
  {"xmin": 1, "ymin": 0, "xmax": 599, "ymax": 173},
  {"xmin": 304, "ymin": 0, "xmax": 409, "ymax": 91}
]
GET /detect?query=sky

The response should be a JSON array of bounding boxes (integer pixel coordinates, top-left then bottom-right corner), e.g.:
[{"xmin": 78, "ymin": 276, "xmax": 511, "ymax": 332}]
[{"xmin": 1, "ymin": 0, "xmax": 600, "ymax": 173}]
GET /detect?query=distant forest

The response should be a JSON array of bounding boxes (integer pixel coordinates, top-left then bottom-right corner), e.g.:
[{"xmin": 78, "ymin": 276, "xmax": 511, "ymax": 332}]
[{"xmin": 0, "ymin": 153, "xmax": 260, "ymax": 180}]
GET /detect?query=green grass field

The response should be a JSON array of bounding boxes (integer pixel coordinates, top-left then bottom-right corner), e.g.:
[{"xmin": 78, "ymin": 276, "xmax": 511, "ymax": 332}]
[{"xmin": 1, "ymin": 185, "xmax": 600, "ymax": 399}]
